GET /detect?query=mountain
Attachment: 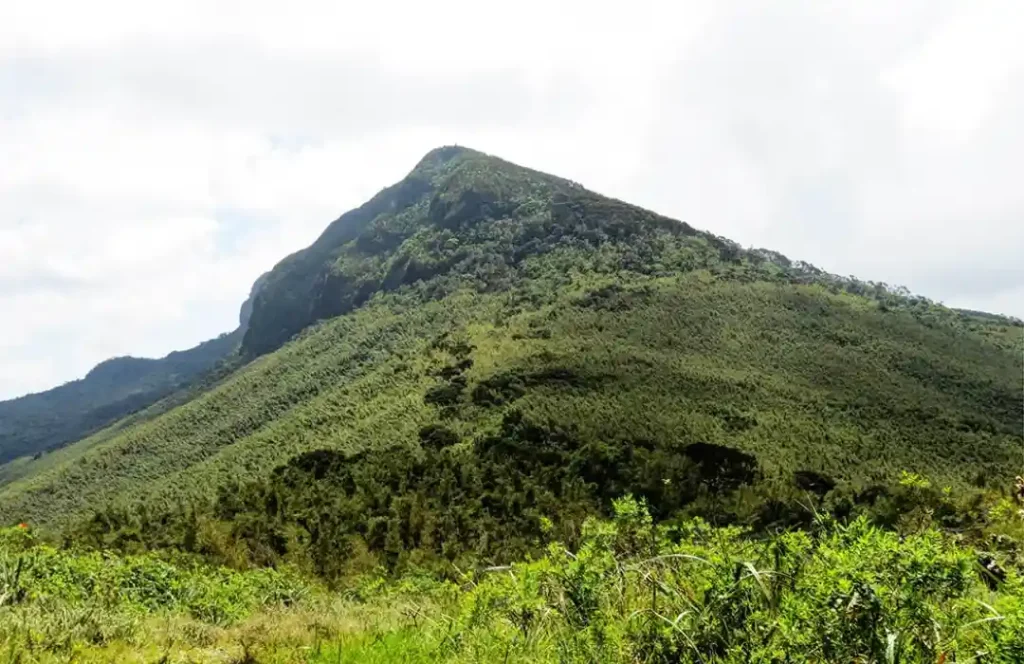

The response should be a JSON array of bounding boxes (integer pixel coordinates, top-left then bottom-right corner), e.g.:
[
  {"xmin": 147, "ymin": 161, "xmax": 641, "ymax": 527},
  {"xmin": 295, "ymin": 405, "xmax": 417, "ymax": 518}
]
[
  {"xmin": 0, "ymin": 278, "xmax": 267, "ymax": 467},
  {"xmin": 0, "ymin": 146, "xmax": 1020, "ymax": 548}
]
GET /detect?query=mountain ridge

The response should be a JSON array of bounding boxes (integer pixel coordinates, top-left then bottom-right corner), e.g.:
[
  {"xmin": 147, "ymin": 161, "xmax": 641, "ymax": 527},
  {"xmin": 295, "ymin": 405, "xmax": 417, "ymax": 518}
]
[
  {"xmin": 242, "ymin": 144, "xmax": 1021, "ymax": 359},
  {"xmin": 0, "ymin": 276, "xmax": 268, "ymax": 465}
]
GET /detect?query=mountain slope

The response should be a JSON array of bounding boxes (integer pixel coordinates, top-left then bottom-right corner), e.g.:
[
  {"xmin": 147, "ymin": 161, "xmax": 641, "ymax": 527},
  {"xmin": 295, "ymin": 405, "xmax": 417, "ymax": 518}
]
[{"xmin": 0, "ymin": 146, "xmax": 1020, "ymax": 531}]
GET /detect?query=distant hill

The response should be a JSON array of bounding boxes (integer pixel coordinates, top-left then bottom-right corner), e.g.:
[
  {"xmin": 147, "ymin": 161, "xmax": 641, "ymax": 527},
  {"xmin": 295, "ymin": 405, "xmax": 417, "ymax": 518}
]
[
  {"xmin": 0, "ymin": 276, "xmax": 268, "ymax": 466},
  {"xmin": 0, "ymin": 146, "xmax": 1020, "ymax": 540}
]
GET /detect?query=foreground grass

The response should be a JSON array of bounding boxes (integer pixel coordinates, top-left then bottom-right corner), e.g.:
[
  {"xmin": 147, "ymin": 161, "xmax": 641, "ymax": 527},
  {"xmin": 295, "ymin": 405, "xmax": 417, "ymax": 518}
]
[{"xmin": 2, "ymin": 497, "xmax": 1022, "ymax": 663}]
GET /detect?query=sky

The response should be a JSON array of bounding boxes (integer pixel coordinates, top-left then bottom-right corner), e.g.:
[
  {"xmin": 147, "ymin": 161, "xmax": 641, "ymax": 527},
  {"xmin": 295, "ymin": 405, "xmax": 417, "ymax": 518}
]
[{"xmin": 1, "ymin": 0, "xmax": 1022, "ymax": 400}]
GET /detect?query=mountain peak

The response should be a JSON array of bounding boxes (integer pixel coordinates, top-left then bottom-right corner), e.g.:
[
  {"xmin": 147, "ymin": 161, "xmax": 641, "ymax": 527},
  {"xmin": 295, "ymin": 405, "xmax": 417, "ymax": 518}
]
[
  {"xmin": 419, "ymin": 144, "xmax": 475, "ymax": 163},
  {"xmin": 409, "ymin": 145, "xmax": 483, "ymax": 179}
]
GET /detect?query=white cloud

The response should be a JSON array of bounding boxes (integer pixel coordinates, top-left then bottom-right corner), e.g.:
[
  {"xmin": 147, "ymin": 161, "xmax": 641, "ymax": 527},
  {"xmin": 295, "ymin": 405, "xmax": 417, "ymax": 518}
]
[{"xmin": 1, "ymin": 0, "xmax": 1022, "ymax": 399}]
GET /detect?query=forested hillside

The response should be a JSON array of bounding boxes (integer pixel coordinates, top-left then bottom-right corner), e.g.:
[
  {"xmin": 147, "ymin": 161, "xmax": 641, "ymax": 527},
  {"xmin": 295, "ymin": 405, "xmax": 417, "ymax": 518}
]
[
  {"xmin": 0, "ymin": 147, "xmax": 1018, "ymax": 535},
  {"xmin": 0, "ymin": 146, "xmax": 1022, "ymax": 662}
]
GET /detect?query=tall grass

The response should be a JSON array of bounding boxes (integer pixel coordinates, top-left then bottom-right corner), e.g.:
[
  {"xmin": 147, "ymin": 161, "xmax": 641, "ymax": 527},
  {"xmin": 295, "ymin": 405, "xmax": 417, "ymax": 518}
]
[
  {"xmin": 2, "ymin": 497, "xmax": 1021, "ymax": 662},
  {"xmin": 315, "ymin": 497, "xmax": 1023, "ymax": 663}
]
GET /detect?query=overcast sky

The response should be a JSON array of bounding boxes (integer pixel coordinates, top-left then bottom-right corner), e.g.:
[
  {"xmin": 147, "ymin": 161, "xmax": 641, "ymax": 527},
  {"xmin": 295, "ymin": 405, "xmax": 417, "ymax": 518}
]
[{"xmin": 2, "ymin": 0, "xmax": 1022, "ymax": 400}]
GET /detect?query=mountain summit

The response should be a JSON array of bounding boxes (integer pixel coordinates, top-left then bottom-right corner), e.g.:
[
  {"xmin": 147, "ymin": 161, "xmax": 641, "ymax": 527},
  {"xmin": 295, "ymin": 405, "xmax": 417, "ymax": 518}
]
[{"xmin": 241, "ymin": 146, "xmax": 710, "ymax": 356}]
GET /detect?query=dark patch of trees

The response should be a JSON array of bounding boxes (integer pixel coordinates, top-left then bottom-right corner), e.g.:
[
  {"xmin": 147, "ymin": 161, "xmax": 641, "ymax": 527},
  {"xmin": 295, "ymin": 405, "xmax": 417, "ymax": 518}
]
[
  {"xmin": 794, "ymin": 470, "xmax": 837, "ymax": 497},
  {"xmin": 72, "ymin": 412, "xmax": 767, "ymax": 578},
  {"xmin": 683, "ymin": 442, "xmax": 759, "ymax": 492}
]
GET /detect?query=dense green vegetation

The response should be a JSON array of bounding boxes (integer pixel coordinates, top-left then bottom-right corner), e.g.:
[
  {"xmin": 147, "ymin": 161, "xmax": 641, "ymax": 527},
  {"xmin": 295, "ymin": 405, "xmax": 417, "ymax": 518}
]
[
  {"xmin": 3, "ymin": 497, "xmax": 1023, "ymax": 662},
  {"xmin": 1, "ymin": 270, "xmax": 1019, "ymax": 532},
  {"xmin": 0, "ymin": 146, "xmax": 1021, "ymax": 661},
  {"xmin": 316, "ymin": 498, "xmax": 1024, "ymax": 663},
  {"xmin": 0, "ymin": 524, "xmax": 310, "ymax": 661}
]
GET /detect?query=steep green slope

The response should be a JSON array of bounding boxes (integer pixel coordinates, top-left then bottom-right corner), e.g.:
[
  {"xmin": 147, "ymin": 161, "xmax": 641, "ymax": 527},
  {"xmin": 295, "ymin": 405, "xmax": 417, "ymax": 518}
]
[{"xmin": 0, "ymin": 147, "xmax": 1020, "ymax": 533}]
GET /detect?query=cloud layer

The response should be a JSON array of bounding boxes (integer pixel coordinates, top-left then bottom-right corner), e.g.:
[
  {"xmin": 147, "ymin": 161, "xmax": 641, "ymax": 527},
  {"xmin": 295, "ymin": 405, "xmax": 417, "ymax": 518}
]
[{"xmin": 2, "ymin": 0, "xmax": 1022, "ymax": 399}]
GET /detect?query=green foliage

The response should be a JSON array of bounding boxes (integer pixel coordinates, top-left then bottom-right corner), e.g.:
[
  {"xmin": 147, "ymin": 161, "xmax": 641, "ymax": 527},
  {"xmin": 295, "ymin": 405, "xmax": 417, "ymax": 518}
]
[
  {"xmin": 1, "ymin": 262, "xmax": 1018, "ymax": 534},
  {"xmin": 0, "ymin": 527, "xmax": 307, "ymax": 622},
  {"xmin": 0, "ymin": 525, "xmax": 310, "ymax": 660},
  {"xmin": 1, "ymin": 268, "xmax": 1020, "ymax": 538},
  {"xmin": 63, "ymin": 431, "xmax": 1023, "ymax": 597},
  {"xmin": 3, "ymin": 502, "xmax": 1021, "ymax": 662},
  {"xmin": 313, "ymin": 499, "xmax": 1024, "ymax": 663}
]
